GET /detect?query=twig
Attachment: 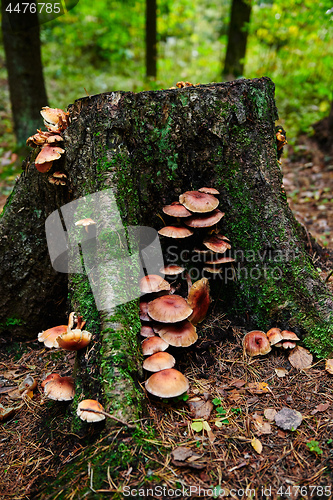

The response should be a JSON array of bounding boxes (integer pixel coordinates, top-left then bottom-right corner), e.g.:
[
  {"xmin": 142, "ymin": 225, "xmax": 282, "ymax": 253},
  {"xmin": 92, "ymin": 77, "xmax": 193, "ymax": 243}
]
[{"xmin": 81, "ymin": 408, "xmax": 136, "ymax": 428}]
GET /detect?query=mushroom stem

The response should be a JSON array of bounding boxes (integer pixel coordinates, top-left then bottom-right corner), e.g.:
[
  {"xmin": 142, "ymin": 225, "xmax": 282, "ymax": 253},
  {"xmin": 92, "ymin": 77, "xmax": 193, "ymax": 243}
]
[
  {"xmin": 185, "ymin": 271, "xmax": 192, "ymax": 295},
  {"xmin": 80, "ymin": 408, "xmax": 136, "ymax": 428}
]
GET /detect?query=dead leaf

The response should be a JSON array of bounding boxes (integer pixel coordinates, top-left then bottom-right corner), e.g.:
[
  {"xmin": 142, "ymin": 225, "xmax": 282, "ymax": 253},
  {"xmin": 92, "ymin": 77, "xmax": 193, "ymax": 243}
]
[
  {"xmin": 252, "ymin": 415, "xmax": 272, "ymax": 435},
  {"xmin": 274, "ymin": 407, "xmax": 303, "ymax": 430},
  {"xmin": 275, "ymin": 367, "xmax": 288, "ymax": 378},
  {"xmin": 171, "ymin": 446, "xmax": 206, "ymax": 470},
  {"xmin": 264, "ymin": 408, "xmax": 277, "ymax": 421},
  {"xmin": 311, "ymin": 402, "xmax": 330, "ymax": 415},
  {"xmin": 246, "ymin": 382, "xmax": 269, "ymax": 394},
  {"xmin": 251, "ymin": 437, "xmax": 263, "ymax": 454},
  {"xmin": 288, "ymin": 345, "xmax": 313, "ymax": 370},
  {"xmin": 229, "ymin": 379, "xmax": 246, "ymax": 388},
  {"xmin": 227, "ymin": 389, "xmax": 243, "ymax": 403},
  {"xmin": 187, "ymin": 398, "xmax": 213, "ymax": 420},
  {"xmin": 171, "ymin": 447, "xmax": 193, "ymax": 461},
  {"xmin": 325, "ymin": 359, "xmax": 333, "ymax": 374}
]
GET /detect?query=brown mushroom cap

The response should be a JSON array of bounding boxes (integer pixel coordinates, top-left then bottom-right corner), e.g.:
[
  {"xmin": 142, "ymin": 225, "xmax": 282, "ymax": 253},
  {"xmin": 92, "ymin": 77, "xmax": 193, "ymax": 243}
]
[
  {"xmin": 158, "ymin": 226, "xmax": 193, "ymax": 238},
  {"xmin": 198, "ymin": 187, "xmax": 220, "ymax": 195},
  {"xmin": 75, "ymin": 218, "xmax": 96, "ymax": 228},
  {"xmin": 35, "ymin": 145, "xmax": 65, "ymax": 164},
  {"xmin": 145, "ymin": 368, "xmax": 189, "ymax": 398},
  {"xmin": 139, "ymin": 301, "xmax": 150, "ymax": 321},
  {"xmin": 41, "ymin": 373, "xmax": 61, "ymax": 388},
  {"xmin": 184, "ymin": 209, "xmax": 224, "ymax": 228},
  {"xmin": 243, "ymin": 330, "xmax": 271, "ymax": 356},
  {"xmin": 203, "ymin": 266, "xmax": 222, "ymax": 274},
  {"xmin": 325, "ymin": 359, "xmax": 333, "ymax": 374},
  {"xmin": 56, "ymin": 329, "xmax": 92, "ymax": 351},
  {"xmin": 44, "ymin": 376, "xmax": 75, "ymax": 401},
  {"xmin": 281, "ymin": 330, "xmax": 300, "ymax": 341},
  {"xmin": 142, "ymin": 336, "xmax": 169, "ymax": 355},
  {"xmin": 266, "ymin": 328, "xmax": 283, "ymax": 345},
  {"xmin": 155, "ymin": 320, "xmax": 198, "ymax": 347},
  {"xmin": 40, "ymin": 106, "xmax": 69, "ymax": 131},
  {"xmin": 160, "ymin": 264, "xmax": 185, "ymax": 276},
  {"xmin": 143, "ymin": 352, "xmax": 176, "ymax": 372},
  {"xmin": 147, "ymin": 295, "xmax": 193, "ymax": 323},
  {"xmin": 140, "ymin": 325, "xmax": 156, "ymax": 338},
  {"xmin": 187, "ymin": 278, "xmax": 211, "ymax": 325},
  {"xmin": 179, "ymin": 190, "xmax": 219, "ymax": 213},
  {"xmin": 162, "ymin": 202, "xmax": 192, "ymax": 218},
  {"xmin": 203, "ymin": 234, "xmax": 231, "ymax": 253},
  {"xmin": 140, "ymin": 274, "xmax": 171, "ymax": 294},
  {"xmin": 77, "ymin": 399, "xmax": 106, "ymax": 422},
  {"xmin": 205, "ymin": 256, "xmax": 235, "ymax": 265},
  {"xmin": 38, "ymin": 325, "xmax": 67, "ymax": 348}
]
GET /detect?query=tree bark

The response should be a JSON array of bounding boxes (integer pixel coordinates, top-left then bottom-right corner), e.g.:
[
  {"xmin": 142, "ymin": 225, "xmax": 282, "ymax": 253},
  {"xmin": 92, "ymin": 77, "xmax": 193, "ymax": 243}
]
[
  {"xmin": 1, "ymin": 0, "xmax": 48, "ymax": 145},
  {"xmin": 223, "ymin": 0, "xmax": 252, "ymax": 79},
  {"xmin": 1, "ymin": 79, "xmax": 333, "ymax": 422},
  {"xmin": 145, "ymin": 0, "xmax": 157, "ymax": 77}
]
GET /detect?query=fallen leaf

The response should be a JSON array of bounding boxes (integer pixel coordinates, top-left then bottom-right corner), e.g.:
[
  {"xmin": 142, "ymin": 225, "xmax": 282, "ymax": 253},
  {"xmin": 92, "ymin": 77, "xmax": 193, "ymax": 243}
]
[
  {"xmin": 171, "ymin": 447, "xmax": 193, "ymax": 461},
  {"xmin": 311, "ymin": 402, "xmax": 330, "ymax": 415},
  {"xmin": 191, "ymin": 421, "xmax": 203, "ymax": 433},
  {"xmin": 187, "ymin": 398, "xmax": 213, "ymax": 419},
  {"xmin": 277, "ymin": 429, "xmax": 287, "ymax": 438},
  {"xmin": 227, "ymin": 389, "xmax": 243, "ymax": 403},
  {"xmin": 288, "ymin": 346, "xmax": 313, "ymax": 370},
  {"xmin": 275, "ymin": 367, "xmax": 288, "ymax": 378},
  {"xmin": 171, "ymin": 446, "xmax": 205, "ymax": 469},
  {"xmin": 229, "ymin": 379, "xmax": 246, "ymax": 388},
  {"xmin": 252, "ymin": 416, "xmax": 272, "ymax": 435},
  {"xmin": 246, "ymin": 382, "xmax": 269, "ymax": 394},
  {"xmin": 274, "ymin": 407, "xmax": 303, "ymax": 430},
  {"xmin": 325, "ymin": 359, "xmax": 333, "ymax": 375},
  {"xmin": 251, "ymin": 437, "xmax": 263, "ymax": 454},
  {"xmin": 264, "ymin": 408, "xmax": 277, "ymax": 421}
]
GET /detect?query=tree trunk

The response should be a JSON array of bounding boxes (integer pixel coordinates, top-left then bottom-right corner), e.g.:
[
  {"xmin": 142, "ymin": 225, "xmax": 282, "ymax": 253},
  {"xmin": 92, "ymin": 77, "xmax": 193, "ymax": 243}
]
[
  {"xmin": 223, "ymin": 0, "xmax": 252, "ymax": 79},
  {"xmin": 145, "ymin": 0, "xmax": 157, "ymax": 77},
  {"xmin": 1, "ymin": 0, "xmax": 48, "ymax": 145},
  {"xmin": 1, "ymin": 78, "xmax": 333, "ymax": 425}
]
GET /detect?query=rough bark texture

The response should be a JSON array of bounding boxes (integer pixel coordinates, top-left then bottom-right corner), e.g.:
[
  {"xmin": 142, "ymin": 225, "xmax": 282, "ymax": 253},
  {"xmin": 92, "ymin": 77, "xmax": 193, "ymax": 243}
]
[
  {"xmin": 223, "ymin": 0, "xmax": 251, "ymax": 79},
  {"xmin": 1, "ymin": 0, "xmax": 48, "ymax": 144}
]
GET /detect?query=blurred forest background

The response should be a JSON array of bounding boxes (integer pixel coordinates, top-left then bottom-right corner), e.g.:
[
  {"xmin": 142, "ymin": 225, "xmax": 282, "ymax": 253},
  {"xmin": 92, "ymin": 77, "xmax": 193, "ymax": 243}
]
[{"xmin": 0, "ymin": 0, "xmax": 332, "ymax": 208}]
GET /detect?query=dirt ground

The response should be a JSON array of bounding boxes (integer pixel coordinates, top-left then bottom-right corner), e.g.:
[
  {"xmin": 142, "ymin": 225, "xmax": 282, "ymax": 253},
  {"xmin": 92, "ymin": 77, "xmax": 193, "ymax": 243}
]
[{"xmin": 0, "ymin": 136, "xmax": 333, "ymax": 499}]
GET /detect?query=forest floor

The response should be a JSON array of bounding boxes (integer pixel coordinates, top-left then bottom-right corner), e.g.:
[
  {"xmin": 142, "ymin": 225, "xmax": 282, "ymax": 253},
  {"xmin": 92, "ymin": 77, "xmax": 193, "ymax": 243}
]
[{"xmin": 0, "ymin": 134, "xmax": 333, "ymax": 499}]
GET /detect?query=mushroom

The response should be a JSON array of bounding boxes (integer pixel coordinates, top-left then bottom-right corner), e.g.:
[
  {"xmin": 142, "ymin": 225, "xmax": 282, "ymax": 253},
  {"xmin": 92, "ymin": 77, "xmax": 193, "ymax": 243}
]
[
  {"xmin": 18, "ymin": 375, "xmax": 38, "ymax": 393},
  {"xmin": 141, "ymin": 336, "xmax": 169, "ymax": 355},
  {"xmin": 147, "ymin": 295, "xmax": 193, "ymax": 323},
  {"xmin": 139, "ymin": 301, "xmax": 150, "ymax": 321},
  {"xmin": 280, "ymin": 330, "xmax": 300, "ymax": 342},
  {"xmin": 159, "ymin": 264, "xmax": 185, "ymax": 276},
  {"xmin": 179, "ymin": 190, "xmax": 219, "ymax": 213},
  {"xmin": 40, "ymin": 106, "xmax": 70, "ymax": 132},
  {"xmin": 44, "ymin": 376, "xmax": 75, "ymax": 401},
  {"xmin": 140, "ymin": 325, "xmax": 155, "ymax": 338},
  {"xmin": 187, "ymin": 278, "xmax": 211, "ymax": 325},
  {"xmin": 158, "ymin": 226, "xmax": 193, "ymax": 238},
  {"xmin": 198, "ymin": 187, "xmax": 220, "ymax": 195},
  {"xmin": 140, "ymin": 275, "xmax": 171, "ymax": 294},
  {"xmin": 143, "ymin": 352, "xmax": 176, "ymax": 372},
  {"xmin": 184, "ymin": 209, "xmax": 224, "ymax": 228},
  {"xmin": 243, "ymin": 330, "xmax": 271, "ymax": 356},
  {"xmin": 145, "ymin": 368, "xmax": 189, "ymax": 398},
  {"xmin": 38, "ymin": 325, "xmax": 67, "ymax": 348},
  {"xmin": 154, "ymin": 320, "xmax": 198, "ymax": 347},
  {"xmin": 203, "ymin": 234, "xmax": 231, "ymax": 253},
  {"xmin": 162, "ymin": 202, "xmax": 192, "ymax": 218},
  {"xmin": 41, "ymin": 373, "xmax": 61, "ymax": 388},
  {"xmin": 35, "ymin": 145, "xmax": 65, "ymax": 173},
  {"xmin": 205, "ymin": 256, "xmax": 235, "ymax": 265},
  {"xmin": 266, "ymin": 327, "xmax": 283, "ymax": 345},
  {"xmin": 75, "ymin": 218, "xmax": 97, "ymax": 233},
  {"xmin": 77, "ymin": 399, "xmax": 106, "ymax": 422},
  {"xmin": 56, "ymin": 329, "xmax": 92, "ymax": 351}
]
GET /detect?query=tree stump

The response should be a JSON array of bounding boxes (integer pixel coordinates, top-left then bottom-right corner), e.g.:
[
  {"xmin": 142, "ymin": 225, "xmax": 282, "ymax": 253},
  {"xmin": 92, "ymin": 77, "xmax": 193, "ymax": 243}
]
[{"xmin": 1, "ymin": 77, "xmax": 333, "ymax": 426}]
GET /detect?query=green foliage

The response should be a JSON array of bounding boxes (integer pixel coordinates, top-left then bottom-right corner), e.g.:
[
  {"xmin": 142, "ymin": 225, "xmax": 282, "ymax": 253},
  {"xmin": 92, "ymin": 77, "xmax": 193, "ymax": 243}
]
[{"xmin": 306, "ymin": 440, "xmax": 323, "ymax": 455}]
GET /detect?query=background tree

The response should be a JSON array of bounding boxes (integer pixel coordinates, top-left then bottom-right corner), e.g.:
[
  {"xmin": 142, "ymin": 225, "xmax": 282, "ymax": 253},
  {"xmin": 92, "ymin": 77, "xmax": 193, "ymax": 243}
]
[
  {"xmin": 1, "ymin": 0, "xmax": 48, "ymax": 146},
  {"xmin": 146, "ymin": 0, "xmax": 157, "ymax": 77},
  {"xmin": 223, "ymin": 0, "xmax": 252, "ymax": 79}
]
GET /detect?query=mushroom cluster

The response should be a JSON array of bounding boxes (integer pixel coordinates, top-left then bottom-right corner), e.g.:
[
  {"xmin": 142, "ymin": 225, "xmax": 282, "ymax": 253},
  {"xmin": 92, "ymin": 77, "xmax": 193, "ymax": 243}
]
[
  {"xmin": 38, "ymin": 312, "xmax": 92, "ymax": 351},
  {"xmin": 26, "ymin": 106, "xmax": 69, "ymax": 179},
  {"xmin": 243, "ymin": 328, "xmax": 300, "ymax": 357},
  {"xmin": 159, "ymin": 188, "xmax": 234, "ymax": 277}
]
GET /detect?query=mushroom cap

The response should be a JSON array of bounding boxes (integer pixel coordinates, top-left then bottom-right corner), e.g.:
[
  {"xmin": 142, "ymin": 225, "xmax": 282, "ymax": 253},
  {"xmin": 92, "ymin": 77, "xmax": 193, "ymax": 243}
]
[
  {"xmin": 158, "ymin": 226, "xmax": 193, "ymax": 238},
  {"xmin": 38, "ymin": 325, "xmax": 67, "ymax": 348},
  {"xmin": 41, "ymin": 373, "xmax": 61, "ymax": 388},
  {"xmin": 140, "ymin": 325, "xmax": 156, "ymax": 338},
  {"xmin": 325, "ymin": 359, "xmax": 333, "ymax": 374},
  {"xmin": 160, "ymin": 264, "xmax": 185, "ymax": 275},
  {"xmin": 47, "ymin": 134, "xmax": 63, "ymax": 144},
  {"xmin": 147, "ymin": 295, "xmax": 193, "ymax": 323},
  {"xmin": 18, "ymin": 375, "xmax": 37, "ymax": 393},
  {"xmin": 141, "ymin": 336, "xmax": 169, "ymax": 355},
  {"xmin": 143, "ymin": 352, "xmax": 176, "ymax": 372},
  {"xmin": 266, "ymin": 327, "xmax": 283, "ymax": 345},
  {"xmin": 145, "ymin": 368, "xmax": 189, "ymax": 398},
  {"xmin": 205, "ymin": 256, "xmax": 235, "ymax": 265},
  {"xmin": 187, "ymin": 278, "xmax": 211, "ymax": 325},
  {"xmin": 35, "ymin": 160, "xmax": 54, "ymax": 173},
  {"xmin": 281, "ymin": 330, "xmax": 300, "ymax": 341},
  {"xmin": 139, "ymin": 301, "xmax": 150, "ymax": 321},
  {"xmin": 155, "ymin": 320, "xmax": 198, "ymax": 347},
  {"xmin": 162, "ymin": 202, "xmax": 192, "ymax": 218},
  {"xmin": 75, "ymin": 218, "xmax": 96, "ymax": 227},
  {"xmin": 243, "ymin": 330, "xmax": 271, "ymax": 356},
  {"xmin": 203, "ymin": 266, "xmax": 222, "ymax": 274},
  {"xmin": 140, "ymin": 274, "xmax": 171, "ymax": 294},
  {"xmin": 184, "ymin": 209, "xmax": 224, "ymax": 228},
  {"xmin": 40, "ymin": 106, "xmax": 69, "ymax": 131},
  {"xmin": 35, "ymin": 145, "xmax": 65, "ymax": 164},
  {"xmin": 77, "ymin": 399, "xmax": 106, "ymax": 422},
  {"xmin": 179, "ymin": 190, "xmax": 219, "ymax": 213},
  {"xmin": 44, "ymin": 376, "xmax": 75, "ymax": 401},
  {"xmin": 198, "ymin": 187, "xmax": 220, "ymax": 195},
  {"xmin": 56, "ymin": 329, "xmax": 92, "ymax": 351},
  {"xmin": 203, "ymin": 234, "xmax": 231, "ymax": 253},
  {"xmin": 281, "ymin": 341, "xmax": 296, "ymax": 349}
]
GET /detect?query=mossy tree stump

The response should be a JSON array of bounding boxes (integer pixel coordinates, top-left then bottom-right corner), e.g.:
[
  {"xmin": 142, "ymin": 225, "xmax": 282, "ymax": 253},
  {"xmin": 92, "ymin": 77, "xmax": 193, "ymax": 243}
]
[{"xmin": 1, "ymin": 78, "xmax": 333, "ymax": 428}]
